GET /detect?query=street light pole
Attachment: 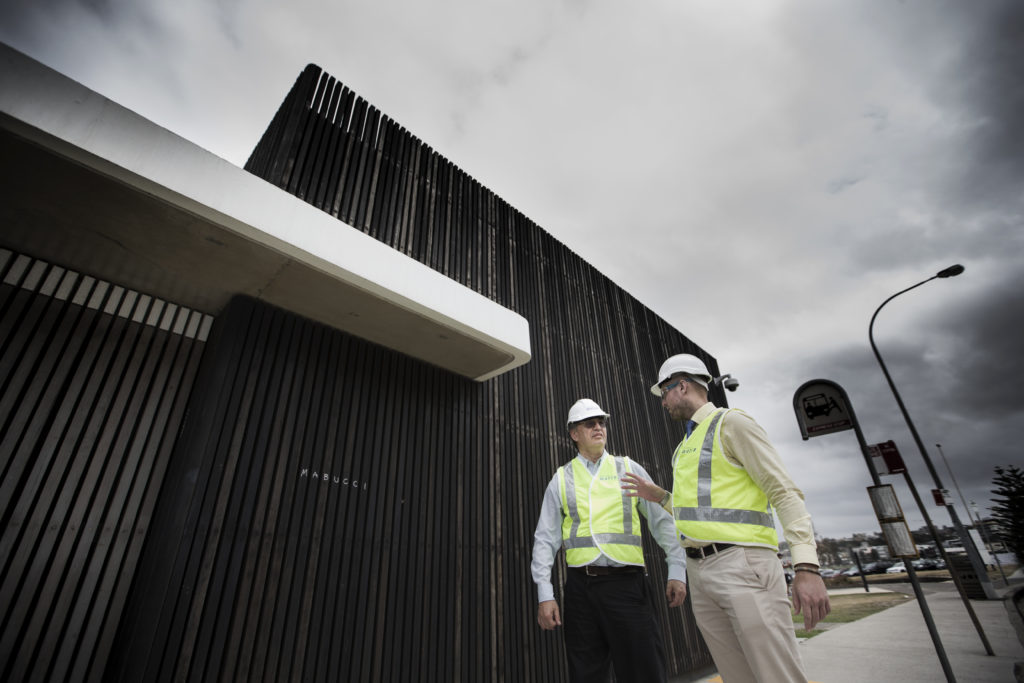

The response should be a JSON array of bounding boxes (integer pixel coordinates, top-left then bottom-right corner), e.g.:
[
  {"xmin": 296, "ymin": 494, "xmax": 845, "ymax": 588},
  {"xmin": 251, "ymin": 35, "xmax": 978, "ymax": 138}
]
[
  {"xmin": 935, "ymin": 443, "xmax": 973, "ymax": 515},
  {"xmin": 868, "ymin": 264, "xmax": 997, "ymax": 600},
  {"xmin": 970, "ymin": 500, "xmax": 1009, "ymax": 586},
  {"xmin": 935, "ymin": 441, "xmax": 1007, "ymax": 584}
]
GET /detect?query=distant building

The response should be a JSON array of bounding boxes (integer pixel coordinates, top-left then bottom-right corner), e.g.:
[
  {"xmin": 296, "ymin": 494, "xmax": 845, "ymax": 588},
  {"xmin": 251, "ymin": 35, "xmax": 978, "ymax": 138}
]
[
  {"xmin": 1, "ymin": 46, "xmax": 723, "ymax": 681},
  {"xmin": 870, "ymin": 545, "xmax": 892, "ymax": 560}
]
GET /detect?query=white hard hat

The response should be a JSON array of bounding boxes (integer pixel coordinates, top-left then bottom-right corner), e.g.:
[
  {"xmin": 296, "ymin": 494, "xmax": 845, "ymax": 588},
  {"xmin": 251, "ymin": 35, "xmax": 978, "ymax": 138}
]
[
  {"xmin": 566, "ymin": 398, "xmax": 611, "ymax": 427},
  {"xmin": 650, "ymin": 354, "xmax": 711, "ymax": 395}
]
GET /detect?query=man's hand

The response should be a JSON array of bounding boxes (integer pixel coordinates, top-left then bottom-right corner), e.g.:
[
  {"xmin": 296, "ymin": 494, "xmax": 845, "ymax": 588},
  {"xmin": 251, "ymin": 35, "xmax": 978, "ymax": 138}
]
[
  {"xmin": 538, "ymin": 600, "xmax": 562, "ymax": 630},
  {"xmin": 620, "ymin": 472, "xmax": 666, "ymax": 504},
  {"xmin": 791, "ymin": 569, "xmax": 830, "ymax": 630},
  {"xmin": 666, "ymin": 579, "xmax": 687, "ymax": 608}
]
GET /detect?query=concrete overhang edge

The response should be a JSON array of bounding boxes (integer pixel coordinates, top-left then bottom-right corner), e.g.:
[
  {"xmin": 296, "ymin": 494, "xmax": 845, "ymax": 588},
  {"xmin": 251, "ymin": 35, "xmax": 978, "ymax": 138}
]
[{"xmin": 0, "ymin": 43, "xmax": 531, "ymax": 381}]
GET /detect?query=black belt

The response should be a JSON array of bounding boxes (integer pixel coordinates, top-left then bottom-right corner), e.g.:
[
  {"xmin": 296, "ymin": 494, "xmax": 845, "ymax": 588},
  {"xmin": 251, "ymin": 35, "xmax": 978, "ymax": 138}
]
[
  {"xmin": 572, "ymin": 565, "xmax": 643, "ymax": 577},
  {"xmin": 685, "ymin": 543, "xmax": 734, "ymax": 560}
]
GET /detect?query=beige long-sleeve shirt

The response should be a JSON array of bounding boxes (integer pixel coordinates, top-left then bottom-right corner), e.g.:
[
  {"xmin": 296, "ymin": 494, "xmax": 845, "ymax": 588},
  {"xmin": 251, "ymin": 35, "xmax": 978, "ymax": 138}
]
[{"xmin": 683, "ymin": 402, "xmax": 820, "ymax": 567}]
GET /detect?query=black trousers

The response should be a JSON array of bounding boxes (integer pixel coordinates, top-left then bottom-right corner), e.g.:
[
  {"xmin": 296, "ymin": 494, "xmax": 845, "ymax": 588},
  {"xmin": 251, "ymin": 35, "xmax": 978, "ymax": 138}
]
[{"xmin": 563, "ymin": 569, "xmax": 667, "ymax": 683}]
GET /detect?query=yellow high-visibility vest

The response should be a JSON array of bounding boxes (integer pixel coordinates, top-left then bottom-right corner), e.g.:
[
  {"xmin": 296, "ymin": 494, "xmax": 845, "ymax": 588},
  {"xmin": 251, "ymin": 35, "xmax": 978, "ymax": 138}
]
[
  {"xmin": 558, "ymin": 454, "xmax": 645, "ymax": 567},
  {"xmin": 672, "ymin": 409, "xmax": 778, "ymax": 548}
]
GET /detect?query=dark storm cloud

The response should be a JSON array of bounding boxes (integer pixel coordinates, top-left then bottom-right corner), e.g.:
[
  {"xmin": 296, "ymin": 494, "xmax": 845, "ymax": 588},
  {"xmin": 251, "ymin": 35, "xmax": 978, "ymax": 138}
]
[
  {"xmin": 943, "ymin": 0, "xmax": 1024, "ymax": 200},
  {"xmin": 773, "ymin": 261, "xmax": 1024, "ymax": 535},
  {"xmin": 927, "ymin": 268, "xmax": 1024, "ymax": 419},
  {"xmin": 793, "ymin": 265, "xmax": 1024, "ymax": 452},
  {"xmin": 759, "ymin": 2, "xmax": 1024, "ymax": 532},
  {"xmin": 839, "ymin": 209, "xmax": 1023, "ymax": 281}
]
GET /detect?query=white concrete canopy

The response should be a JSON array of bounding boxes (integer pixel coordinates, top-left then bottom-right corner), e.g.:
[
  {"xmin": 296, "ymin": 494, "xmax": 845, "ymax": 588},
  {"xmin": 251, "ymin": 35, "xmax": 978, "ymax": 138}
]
[{"xmin": 0, "ymin": 43, "xmax": 530, "ymax": 381}]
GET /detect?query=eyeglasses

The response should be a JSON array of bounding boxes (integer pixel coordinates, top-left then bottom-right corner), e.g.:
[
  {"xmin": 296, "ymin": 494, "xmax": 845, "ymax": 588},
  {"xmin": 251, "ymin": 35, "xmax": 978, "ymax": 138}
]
[
  {"xmin": 576, "ymin": 417, "xmax": 606, "ymax": 429},
  {"xmin": 659, "ymin": 378, "xmax": 684, "ymax": 397}
]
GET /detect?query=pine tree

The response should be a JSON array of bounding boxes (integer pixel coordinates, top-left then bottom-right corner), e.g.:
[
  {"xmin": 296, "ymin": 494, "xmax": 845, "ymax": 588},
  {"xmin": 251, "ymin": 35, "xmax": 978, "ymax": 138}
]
[{"xmin": 990, "ymin": 465, "xmax": 1024, "ymax": 563}]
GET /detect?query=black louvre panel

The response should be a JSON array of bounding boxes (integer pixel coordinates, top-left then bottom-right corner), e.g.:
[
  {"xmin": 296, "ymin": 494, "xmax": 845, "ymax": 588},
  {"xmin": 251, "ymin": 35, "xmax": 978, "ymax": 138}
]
[{"xmin": 0, "ymin": 249, "xmax": 210, "ymax": 683}]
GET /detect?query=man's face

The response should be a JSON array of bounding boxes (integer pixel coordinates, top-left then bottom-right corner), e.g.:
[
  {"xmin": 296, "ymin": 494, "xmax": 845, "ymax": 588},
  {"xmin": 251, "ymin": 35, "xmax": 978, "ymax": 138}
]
[
  {"xmin": 659, "ymin": 378, "xmax": 689, "ymax": 421},
  {"xmin": 571, "ymin": 417, "xmax": 607, "ymax": 453}
]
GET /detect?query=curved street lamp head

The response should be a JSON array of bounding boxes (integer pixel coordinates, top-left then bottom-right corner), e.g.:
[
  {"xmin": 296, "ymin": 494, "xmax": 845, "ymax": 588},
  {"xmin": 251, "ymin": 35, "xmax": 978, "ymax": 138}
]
[{"xmin": 870, "ymin": 263, "xmax": 966, "ymax": 337}]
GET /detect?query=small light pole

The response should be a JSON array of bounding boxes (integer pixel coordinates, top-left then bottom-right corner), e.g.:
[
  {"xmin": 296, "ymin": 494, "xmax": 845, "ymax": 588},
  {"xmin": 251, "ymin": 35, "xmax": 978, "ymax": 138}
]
[
  {"xmin": 935, "ymin": 442, "xmax": 1006, "ymax": 584},
  {"xmin": 868, "ymin": 264, "xmax": 997, "ymax": 600},
  {"xmin": 935, "ymin": 443, "xmax": 972, "ymax": 514},
  {"xmin": 970, "ymin": 500, "xmax": 1009, "ymax": 586}
]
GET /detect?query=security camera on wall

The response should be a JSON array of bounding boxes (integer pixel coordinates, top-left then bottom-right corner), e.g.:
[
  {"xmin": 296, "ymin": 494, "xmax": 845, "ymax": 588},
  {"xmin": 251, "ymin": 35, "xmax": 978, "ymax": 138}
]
[{"xmin": 714, "ymin": 374, "xmax": 739, "ymax": 392}]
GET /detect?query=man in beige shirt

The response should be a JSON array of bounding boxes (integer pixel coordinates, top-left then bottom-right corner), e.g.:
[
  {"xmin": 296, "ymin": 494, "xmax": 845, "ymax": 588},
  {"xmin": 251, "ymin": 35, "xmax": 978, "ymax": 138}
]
[{"xmin": 623, "ymin": 354, "xmax": 829, "ymax": 683}]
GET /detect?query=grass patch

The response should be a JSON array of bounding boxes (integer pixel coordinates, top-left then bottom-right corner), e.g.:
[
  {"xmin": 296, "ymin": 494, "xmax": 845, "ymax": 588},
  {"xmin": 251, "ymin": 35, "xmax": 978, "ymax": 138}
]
[
  {"xmin": 824, "ymin": 569, "xmax": 949, "ymax": 588},
  {"xmin": 819, "ymin": 593, "xmax": 912, "ymax": 622},
  {"xmin": 823, "ymin": 563, "xmax": 1019, "ymax": 589},
  {"xmin": 792, "ymin": 592, "xmax": 912, "ymax": 638}
]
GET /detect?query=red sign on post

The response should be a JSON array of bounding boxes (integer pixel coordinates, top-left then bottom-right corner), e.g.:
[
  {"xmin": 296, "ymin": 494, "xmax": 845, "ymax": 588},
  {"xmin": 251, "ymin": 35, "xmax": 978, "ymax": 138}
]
[
  {"xmin": 870, "ymin": 440, "xmax": 907, "ymax": 475},
  {"xmin": 932, "ymin": 488, "xmax": 949, "ymax": 506}
]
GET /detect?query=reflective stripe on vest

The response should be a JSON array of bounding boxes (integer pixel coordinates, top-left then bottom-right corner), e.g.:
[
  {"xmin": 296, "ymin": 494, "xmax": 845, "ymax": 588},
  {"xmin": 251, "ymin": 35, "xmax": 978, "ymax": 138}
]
[
  {"xmin": 559, "ymin": 455, "xmax": 644, "ymax": 565},
  {"xmin": 672, "ymin": 409, "xmax": 778, "ymax": 546}
]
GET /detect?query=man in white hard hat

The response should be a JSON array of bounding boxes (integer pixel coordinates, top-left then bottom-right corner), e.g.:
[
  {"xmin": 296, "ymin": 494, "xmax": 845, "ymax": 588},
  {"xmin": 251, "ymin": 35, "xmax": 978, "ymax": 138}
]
[
  {"xmin": 531, "ymin": 398, "xmax": 687, "ymax": 683},
  {"xmin": 622, "ymin": 354, "xmax": 830, "ymax": 683}
]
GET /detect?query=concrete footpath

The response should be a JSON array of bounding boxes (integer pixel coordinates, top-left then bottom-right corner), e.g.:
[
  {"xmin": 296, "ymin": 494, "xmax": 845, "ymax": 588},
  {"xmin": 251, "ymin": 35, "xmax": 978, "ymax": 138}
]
[{"xmin": 677, "ymin": 579, "xmax": 1024, "ymax": 683}]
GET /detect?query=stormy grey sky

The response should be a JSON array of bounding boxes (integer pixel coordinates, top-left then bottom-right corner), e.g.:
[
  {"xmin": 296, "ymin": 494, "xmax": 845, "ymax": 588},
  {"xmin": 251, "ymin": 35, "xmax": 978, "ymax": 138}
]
[{"xmin": 2, "ymin": 0, "xmax": 1022, "ymax": 543}]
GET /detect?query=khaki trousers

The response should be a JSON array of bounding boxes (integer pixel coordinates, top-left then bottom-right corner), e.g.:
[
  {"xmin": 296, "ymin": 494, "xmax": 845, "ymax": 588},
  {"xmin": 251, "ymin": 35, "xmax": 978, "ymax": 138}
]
[{"xmin": 688, "ymin": 545, "xmax": 807, "ymax": 683}]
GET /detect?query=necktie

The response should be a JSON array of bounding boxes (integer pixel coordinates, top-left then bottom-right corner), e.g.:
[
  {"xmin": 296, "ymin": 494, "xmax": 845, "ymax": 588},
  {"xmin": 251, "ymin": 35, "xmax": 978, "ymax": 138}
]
[{"xmin": 685, "ymin": 420, "xmax": 697, "ymax": 438}]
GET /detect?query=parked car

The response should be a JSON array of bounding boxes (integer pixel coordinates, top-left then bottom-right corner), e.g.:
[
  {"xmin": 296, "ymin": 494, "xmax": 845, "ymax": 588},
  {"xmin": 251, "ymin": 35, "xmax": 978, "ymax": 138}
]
[
  {"xmin": 863, "ymin": 561, "xmax": 894, "ymax": 574},
  {"xmin": 912, "ymin": 558, "xmax": 938, "ymax": 570},
  {"xmin": 819, "ymin": 568, "xmax": 840, "ymax": 578},
  {"xmin": 886, "ymin": 561, "xmax": 906, "ymax": 574},
  {"xmin": 841, "ymin": 565, "xmax": 862, "ymax": 577}
]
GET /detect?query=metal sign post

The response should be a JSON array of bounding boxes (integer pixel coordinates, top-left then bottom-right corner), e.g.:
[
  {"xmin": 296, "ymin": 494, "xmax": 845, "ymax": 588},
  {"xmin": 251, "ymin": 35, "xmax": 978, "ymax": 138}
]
[
  {"xmin": 868, "ymin": 440, "xmax": 906, "ymax": 474},
  {"xmin": 866, "ymin": 484, "xmax": 918, "ymax": 559},
  {"xmin": 851, "ymin": 550, "xmax": 870, "ymax": 592},
  {"xmin": 794, "ymin": 379, "xmax": 957, "ymax": 682},
  {"xmin": 871, "ymin": 441, "xmax": 994, "ymax": 655}
]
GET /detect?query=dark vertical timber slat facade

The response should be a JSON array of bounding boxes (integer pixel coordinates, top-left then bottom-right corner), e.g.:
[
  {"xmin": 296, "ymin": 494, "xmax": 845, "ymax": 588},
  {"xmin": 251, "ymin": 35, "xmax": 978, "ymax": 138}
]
[
  {"xmin": 0, "ymin": 249, "xmax": 211, "ymax": 683},
  {"xmin": 106, "ymin": 65, "xmax": 723, "ymax": 681},
  {"xmin": 275, "ymin": 64, "xmax": 722, "ymax": 679}
]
